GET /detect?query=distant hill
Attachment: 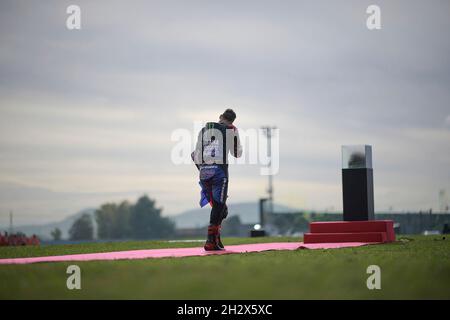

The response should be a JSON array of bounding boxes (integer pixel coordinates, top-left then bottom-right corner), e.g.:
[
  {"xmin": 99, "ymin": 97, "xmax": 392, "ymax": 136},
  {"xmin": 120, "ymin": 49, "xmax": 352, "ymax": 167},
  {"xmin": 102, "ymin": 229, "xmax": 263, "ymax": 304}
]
[
  {"xmin": 171, "ymin": 202, "xmax": 297, "ymax": 229},
  {"xmin": 1, "ymin": 202, "xmax": 297, "ymax": 239},
  {"xmin": 2, "ymin": 208, "xmax": 96, "ymax": 240},
  {"xmin": 0, "ymin": 180, "xmax": 147, "ymax": 226}
]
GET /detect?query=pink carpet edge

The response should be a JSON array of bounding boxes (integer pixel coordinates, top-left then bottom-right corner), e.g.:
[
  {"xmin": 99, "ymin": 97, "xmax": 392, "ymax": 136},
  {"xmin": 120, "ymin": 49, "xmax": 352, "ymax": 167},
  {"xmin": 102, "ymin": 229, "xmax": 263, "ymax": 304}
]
[{"xmin": 0, "ymin": 241, "xmax": 374, "ymax": 265}]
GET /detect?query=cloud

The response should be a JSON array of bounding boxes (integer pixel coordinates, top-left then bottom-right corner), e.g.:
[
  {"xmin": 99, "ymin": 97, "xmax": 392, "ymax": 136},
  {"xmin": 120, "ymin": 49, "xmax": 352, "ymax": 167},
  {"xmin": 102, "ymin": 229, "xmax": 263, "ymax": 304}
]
[{"xmin": 0, "ymin": 0, "xmax": 449, "ymax": 222}]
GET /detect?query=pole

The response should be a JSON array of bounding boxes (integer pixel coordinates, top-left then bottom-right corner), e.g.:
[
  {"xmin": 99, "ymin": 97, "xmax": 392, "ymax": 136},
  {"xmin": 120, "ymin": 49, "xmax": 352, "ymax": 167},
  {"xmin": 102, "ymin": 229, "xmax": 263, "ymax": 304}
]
[
  {"xmin": 9, "ymin": 211, "xmax": 13, "ymax": 234},
  {"xmin": 261, "ymin": 126, "xmax": 276, "ymax": 216}
]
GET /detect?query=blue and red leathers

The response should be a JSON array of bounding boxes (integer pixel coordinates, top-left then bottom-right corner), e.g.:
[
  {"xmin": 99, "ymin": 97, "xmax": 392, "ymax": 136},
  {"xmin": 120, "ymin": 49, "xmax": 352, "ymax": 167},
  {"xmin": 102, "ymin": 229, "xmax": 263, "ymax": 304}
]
[
  {"xmin": 198, "ymin": 164, "xmax": 229, "ymax": 225},
  {"xmin": 192, "ymin": 121, "xmax": 242, "ymax": 250}
]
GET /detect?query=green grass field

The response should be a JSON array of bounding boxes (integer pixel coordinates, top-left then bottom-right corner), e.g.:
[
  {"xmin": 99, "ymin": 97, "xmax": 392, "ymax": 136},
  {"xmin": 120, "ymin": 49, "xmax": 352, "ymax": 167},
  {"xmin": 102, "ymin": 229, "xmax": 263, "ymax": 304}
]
[{"xmin": 1, "ymin": 235, "xmax": 449, "ymax": 299}]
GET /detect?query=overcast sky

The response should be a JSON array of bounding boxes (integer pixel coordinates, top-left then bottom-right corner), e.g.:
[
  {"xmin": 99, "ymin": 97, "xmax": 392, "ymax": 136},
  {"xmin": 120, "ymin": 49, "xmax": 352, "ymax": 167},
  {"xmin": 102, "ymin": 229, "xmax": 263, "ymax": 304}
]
[{"xmin": 1, "ymin": 0, "xmax": 449, "ymax": 225}]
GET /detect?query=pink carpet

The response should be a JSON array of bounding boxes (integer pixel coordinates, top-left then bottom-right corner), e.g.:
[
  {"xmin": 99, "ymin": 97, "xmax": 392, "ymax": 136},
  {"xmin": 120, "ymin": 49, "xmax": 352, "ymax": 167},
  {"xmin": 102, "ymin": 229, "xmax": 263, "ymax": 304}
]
[{"xmin": 0, "ymin": 242, "xmax": 371, "ymax": 265}]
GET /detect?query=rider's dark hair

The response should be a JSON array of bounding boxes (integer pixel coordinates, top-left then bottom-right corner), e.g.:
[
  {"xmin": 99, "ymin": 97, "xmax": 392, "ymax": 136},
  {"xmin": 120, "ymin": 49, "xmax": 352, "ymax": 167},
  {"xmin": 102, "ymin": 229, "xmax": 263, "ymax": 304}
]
[{"xmin": 221, "ymin": 109, "xmax": 236, "ymax": 123}]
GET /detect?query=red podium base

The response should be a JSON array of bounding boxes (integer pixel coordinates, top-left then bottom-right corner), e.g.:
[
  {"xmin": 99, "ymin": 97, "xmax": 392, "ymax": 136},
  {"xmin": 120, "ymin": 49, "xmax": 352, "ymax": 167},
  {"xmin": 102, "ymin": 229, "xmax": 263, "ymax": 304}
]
[{"xmin": 304, "ymin": 220, "xmax": 395, "ymax": 244}]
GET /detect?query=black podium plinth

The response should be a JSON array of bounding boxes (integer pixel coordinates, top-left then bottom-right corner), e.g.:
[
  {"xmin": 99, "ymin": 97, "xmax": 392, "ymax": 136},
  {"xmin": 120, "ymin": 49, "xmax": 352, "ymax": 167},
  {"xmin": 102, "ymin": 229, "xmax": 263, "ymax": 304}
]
[
  {"xmin": 342, "ymin": 168, "xmax": 374, "ymax": 221},
  {"xmin": 341, "ymin": 145, "xmax": 374, "ymax": 221}
]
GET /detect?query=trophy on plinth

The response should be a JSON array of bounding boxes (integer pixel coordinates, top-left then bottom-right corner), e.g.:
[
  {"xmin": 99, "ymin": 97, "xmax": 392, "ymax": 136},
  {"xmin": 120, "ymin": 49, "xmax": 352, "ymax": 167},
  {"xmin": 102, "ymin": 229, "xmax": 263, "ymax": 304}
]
[{"xmin": 341, "ymin": 145, "xmax": 374, "ymax": 221}]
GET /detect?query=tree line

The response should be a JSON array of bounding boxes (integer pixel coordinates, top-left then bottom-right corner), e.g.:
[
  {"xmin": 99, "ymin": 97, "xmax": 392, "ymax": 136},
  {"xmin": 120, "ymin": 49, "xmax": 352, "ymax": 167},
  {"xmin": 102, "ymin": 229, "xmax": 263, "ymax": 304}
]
[{"xmin": 66, "ymin": 195, "xmax": 175, "ymax": 240}]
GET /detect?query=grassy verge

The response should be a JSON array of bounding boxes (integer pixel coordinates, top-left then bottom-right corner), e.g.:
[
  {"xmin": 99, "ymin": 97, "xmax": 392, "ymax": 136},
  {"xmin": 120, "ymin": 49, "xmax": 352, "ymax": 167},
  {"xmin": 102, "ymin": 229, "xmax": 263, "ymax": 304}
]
[{"xmin": 0, "ymin": 235, "xmax": 449, "ymax": 299}]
